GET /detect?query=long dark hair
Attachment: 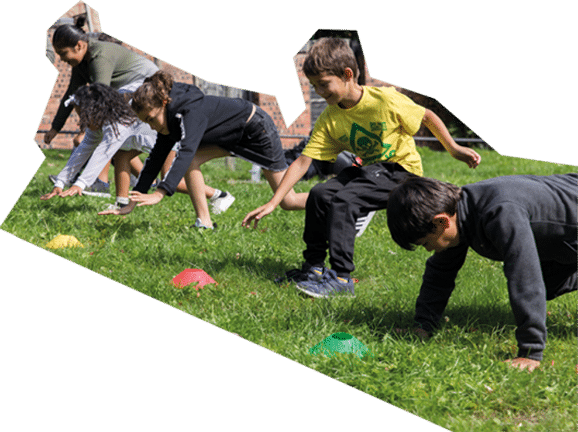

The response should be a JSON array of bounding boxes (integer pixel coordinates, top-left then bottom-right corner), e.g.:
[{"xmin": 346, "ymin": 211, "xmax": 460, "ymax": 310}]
[
  {"xmin": 72, "ymin": 83, "xmax": 137, "ymax": 136},
  {"xmin": 52, "ymin": 17, "xmax": 89, "ymax": 50},
  {"xmin": 387, "ymin": 176, "xmax": 462, "ymax": 250}
]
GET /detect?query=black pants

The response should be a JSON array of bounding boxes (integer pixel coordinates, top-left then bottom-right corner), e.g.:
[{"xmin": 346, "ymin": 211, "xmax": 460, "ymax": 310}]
[{"xmin": 303, "ymin": 162, "xmax": 416, "ymax": 274}]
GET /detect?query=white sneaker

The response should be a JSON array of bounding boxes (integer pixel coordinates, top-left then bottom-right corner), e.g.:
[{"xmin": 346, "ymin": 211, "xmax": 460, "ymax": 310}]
[
  {"xmin": 102, "ymin": 202, "xmax": 129, "ymax": 212},
  {"xmin": 355, "ymin": 211, "xmax": 376, "ymax": 237},
  {"xmin": 210, "ymin": 191, "xmax": 235, "ymax": 214}
]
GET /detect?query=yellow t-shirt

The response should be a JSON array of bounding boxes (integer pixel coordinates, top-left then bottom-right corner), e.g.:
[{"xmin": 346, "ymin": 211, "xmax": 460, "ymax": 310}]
[{"xmin": 302, "ymin": 86, "xmax": 426, "ymax": 176}]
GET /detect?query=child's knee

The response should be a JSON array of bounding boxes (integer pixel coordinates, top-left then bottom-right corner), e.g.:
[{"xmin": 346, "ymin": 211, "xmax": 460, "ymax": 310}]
[{"xmin": 309, "ymin": 183, "xmax": 335, "ymax": 204}]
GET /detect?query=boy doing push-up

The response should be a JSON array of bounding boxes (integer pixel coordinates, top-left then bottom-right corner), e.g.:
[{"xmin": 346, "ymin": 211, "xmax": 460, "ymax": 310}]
[{"xmin": 387, "ymin": 174, "xmax": 577, "ymax": 371}]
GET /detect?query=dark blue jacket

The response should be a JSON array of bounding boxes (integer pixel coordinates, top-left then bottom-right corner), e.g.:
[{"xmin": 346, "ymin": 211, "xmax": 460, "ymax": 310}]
[{"xmin": 415, "ymin": 173, "xmax": 577, "ymax": 360}]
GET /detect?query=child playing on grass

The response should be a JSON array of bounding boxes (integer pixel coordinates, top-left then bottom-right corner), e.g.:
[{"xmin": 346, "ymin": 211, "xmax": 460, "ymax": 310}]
[
  {"xmin": 43, "ymin": 24, "xmax": 231, "ymax": 212},
  {"xmin": 386, "ymin": 174, "xmax": 577, "ymax": 372},
  {"xmin": 98, "ymin": 71, "xmax": 308, "ymax": 228},
  {"xmin": 43, "ymin": 21, "xmax": 158, "ymax": 198},
  {"xmin": 40, "ymin": 83, "xmax": 233, "ymax": 214},
  {"xmin": 41, "ymin": 83, "xmax": 156, "ymax": 206},
  {"xmin": 242, "ymin": 37, "xmax": 481, "ymax": 297},
  {"xmin": 46, "ymin": 24, "xmax": 120, "ymax": 189}
]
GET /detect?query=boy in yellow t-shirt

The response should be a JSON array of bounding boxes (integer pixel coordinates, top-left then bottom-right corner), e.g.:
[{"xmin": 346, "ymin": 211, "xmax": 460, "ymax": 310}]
[{"xmin": 243, "ymin": 37, "xmax": 481, "ymax": 298}]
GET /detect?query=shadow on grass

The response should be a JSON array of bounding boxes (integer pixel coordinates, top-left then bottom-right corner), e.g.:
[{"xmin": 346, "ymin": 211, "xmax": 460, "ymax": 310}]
[
  {"xmin": 93, "ymin": 219, "xmax": 157, "ymax": 241},
  {"xmin": 201, "ymin": 254, "xmax": 302, "ymax": 281},
  {"xmin": 40, "ymin": 199, "xmax": 105, "ymax": 215}
]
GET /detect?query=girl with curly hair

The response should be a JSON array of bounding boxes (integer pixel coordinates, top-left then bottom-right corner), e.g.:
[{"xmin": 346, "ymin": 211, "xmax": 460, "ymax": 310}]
[
  {"xmin": 41, "ymin": 83, "xmax": 160, "ymax": 205},
  {"xmin": 43, "ymin": 21, "xmax": 233, "ymax": 212},
  {"xmin": 99, "ymin": 71, "xmax": 308, "ymax": 228}
]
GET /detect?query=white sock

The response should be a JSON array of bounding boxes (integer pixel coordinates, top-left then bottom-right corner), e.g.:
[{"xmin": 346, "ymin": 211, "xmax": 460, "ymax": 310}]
[{"xmin": 116, "ymin": 197, "xmax": 130, "ymax": 205}]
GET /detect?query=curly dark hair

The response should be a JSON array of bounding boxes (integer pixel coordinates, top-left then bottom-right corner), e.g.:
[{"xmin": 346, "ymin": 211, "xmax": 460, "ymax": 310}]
[
  {"xmin": 72, "ymin": 83, "xmax": 137, "ymax": 136},
  {"xmin": 131, "ymin": 70, "xmax": 174, "ymax": 114}
]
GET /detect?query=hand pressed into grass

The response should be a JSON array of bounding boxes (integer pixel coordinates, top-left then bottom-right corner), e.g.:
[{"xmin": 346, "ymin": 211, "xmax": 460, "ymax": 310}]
[
  {"xmin": 59, "ymin": 185, "xmax": 84, "ymax": 197},
  {"xmin": 394, "ymin": 327, "xmax": 431, "ymax": 340},
  {"xmin": 504, "ymin": 357, "xmax": 541, "ymax": 372},
  {"xmin": 40, "ymin": 187, "xmax": 63, "ymax": 200}
]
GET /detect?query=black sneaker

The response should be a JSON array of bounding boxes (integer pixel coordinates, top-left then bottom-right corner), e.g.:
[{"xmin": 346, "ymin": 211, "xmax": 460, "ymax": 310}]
[{"xmin": 274, "ymin": 264, "xmax": 325, "ymax": 284}]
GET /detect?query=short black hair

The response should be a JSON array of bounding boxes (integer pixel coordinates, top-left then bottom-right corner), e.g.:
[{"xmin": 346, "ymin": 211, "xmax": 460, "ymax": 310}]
[{"xmin": 387, "ymin": 177, "xmax": 462, "ymax": 250}]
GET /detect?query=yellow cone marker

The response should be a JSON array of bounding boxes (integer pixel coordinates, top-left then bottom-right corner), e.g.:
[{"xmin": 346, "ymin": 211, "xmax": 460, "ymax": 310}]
[{"xmin": 45, "ymin": 234, "xmax": 84, "ymax": 249}]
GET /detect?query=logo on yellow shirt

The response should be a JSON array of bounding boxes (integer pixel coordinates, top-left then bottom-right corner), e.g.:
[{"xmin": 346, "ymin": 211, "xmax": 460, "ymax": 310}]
[
  {"xmin": 350, "ymin": 123, "xmax": 395, "ymax": 163},
  {"xmin": 370, "ymin": 122, "xmax": 387, "ymax": 132}
]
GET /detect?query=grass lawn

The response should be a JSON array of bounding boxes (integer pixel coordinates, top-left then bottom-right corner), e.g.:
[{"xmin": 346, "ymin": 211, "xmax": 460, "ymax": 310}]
[{"xmin": 2, "ymin": 146, "xmax": 576, "ymax": 431}]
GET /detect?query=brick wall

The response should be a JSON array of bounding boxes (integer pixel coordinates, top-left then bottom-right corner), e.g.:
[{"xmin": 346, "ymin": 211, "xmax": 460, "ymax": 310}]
[
  {"xmin": 39, "ymin": 3, "xmax": 446, "ymax": 154},
  {"xmin": 40, "ymin": 3, "xmax": 101, "ymax": 150}
]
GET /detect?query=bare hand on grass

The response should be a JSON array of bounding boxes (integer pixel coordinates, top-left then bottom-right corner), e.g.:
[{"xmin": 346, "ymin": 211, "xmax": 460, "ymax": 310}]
[
  {"xmin": 242, "ymin": 203, "xmax": 276, "ymax": 229},
  {"xmin": 394, "ymin": 327, "xmax": 431, "ymax": 340},
  {"xmin": 504, "ymin": 357, "xmax": 540, "ymax": 372},
  {"xmin": 40, "ymin": 187, "xmax": 62, "ymax": 201},
  {"xmin": 98, "ymin": 201, "xmax": 136, "ymax": 216},
  {"xmin": 59, "ymin": 185, "xmax": 83, "ymax": 197}
]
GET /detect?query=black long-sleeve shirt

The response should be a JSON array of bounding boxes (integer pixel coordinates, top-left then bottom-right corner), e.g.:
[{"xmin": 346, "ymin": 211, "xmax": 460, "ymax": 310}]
[
  {"xmin": 133, "ymin": 82, "xmax": 252, "ymax": 196},
  {"xmin": 415, "ymin": 173, "xmax": 577, "ymax": 361}
]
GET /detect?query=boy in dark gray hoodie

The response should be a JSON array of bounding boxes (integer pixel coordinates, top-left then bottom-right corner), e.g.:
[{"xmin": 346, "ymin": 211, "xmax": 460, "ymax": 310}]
[{"xmin": 386, "ymin": 173, "xmax": 577, "ymax": 371}]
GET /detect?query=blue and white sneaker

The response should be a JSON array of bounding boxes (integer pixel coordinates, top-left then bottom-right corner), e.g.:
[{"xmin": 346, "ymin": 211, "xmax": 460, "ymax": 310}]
[
  {"xmin": 274, "ymin": 264, "xmax": 325, "ymax": 284},
  {"xmin": 82, "ymin": 179, "xmax": 111, "ymax": 198},
  {"xmin": 194, "ymin": 218, "xmax": 215, "ymax": 229},
  {"xmin": 296, "ymin": 268, "xmax": 355, "ymax": 298}
]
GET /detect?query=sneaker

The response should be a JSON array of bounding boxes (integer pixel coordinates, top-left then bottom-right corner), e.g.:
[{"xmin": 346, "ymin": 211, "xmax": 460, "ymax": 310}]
[
  {"xmin": 210, "ymin": 191, "xmax": 235, "ymax": 214},
  {"xmin": 355, "ymin": 210, "xmax": 376, "ymax": 237},
  {"xmin": 82, "ymin": 179, "xmax": 111, "ymax": 198},
  {"xmin": 194, "ymin": 218, "xmax": 215, "ymax": 229},
  {"xmin": 274, "ymin": 264, "xmax": 325, "ymax": 284},
  {"xmin": 296, "ymin": 269, "xmax": 355, "ymax": 298},
  {"xmin": 102, "ymin": 202, "xmax": 128, "ymax": 212}
]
